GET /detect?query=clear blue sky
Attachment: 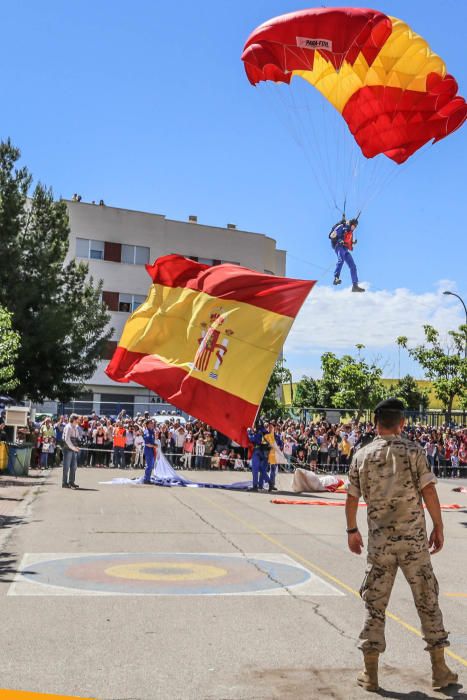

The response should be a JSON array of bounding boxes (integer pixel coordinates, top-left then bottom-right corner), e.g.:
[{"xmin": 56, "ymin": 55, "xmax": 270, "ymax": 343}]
[{"xmin": 3, "ymin": 1, "xmax": 466, "ymax": 378}]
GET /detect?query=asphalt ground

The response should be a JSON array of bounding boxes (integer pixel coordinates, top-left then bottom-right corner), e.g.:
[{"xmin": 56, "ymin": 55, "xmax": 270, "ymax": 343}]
[{"xmin": 0, "ymin": 467, "xmax": 466, "ymax": 700}]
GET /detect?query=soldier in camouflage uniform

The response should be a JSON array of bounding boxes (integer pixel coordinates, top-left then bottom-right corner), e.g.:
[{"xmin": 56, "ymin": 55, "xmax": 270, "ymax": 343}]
[{"xmin": 345, "ymin": 398, "xmax": 458, "ymax": 692}]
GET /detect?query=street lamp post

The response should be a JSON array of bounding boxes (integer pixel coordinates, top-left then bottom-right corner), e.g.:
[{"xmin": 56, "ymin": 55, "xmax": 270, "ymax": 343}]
[{"xmin": 443, "ymin": 291, "xmax": 467, "ymax": 358}]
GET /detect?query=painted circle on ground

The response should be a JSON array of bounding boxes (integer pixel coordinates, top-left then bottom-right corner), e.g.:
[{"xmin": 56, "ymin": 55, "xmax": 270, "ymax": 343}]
[
  {"xmin": 104, "ymin": 561, "xmax": 227, "ymax": 581},
  {"xmin": 20, "ymin": 553, "xmax": 310, "ymax": 595}
]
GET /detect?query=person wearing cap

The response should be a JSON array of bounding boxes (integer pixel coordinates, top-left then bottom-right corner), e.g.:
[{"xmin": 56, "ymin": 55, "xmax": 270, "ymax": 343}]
[
  {"xmin": 329, "ymin": 217, "xmax": 365, "ymax": 292},
  {"xmin": 345, "ymin": 397, "xmax": 457, "ymax": 692}
]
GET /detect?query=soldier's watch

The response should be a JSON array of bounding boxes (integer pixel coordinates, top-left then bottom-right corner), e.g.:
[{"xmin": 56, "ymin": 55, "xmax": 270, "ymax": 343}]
[{"xmin": 346, "ymin": 527, "xmax": 359, "ymax": 534}]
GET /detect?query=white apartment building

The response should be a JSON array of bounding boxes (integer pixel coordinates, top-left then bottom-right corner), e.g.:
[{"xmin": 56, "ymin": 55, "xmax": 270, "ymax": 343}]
[{"xmin": 60, "ymin": 199, "xmax": 286, "ymax": 416}]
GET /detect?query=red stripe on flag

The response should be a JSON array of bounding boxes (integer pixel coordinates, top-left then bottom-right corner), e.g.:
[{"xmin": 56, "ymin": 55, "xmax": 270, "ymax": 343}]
[
  {"xmin": 106, "ymin": 347, "xmax": 257, "ymax": 446},
  {"xmin": 146, "ymin": 255, "xmax": 315, "ymax": 317}
]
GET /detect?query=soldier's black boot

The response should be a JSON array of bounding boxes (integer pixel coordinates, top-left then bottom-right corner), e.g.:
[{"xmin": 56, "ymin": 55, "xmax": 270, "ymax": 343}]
[
  {"xmin": 333, "ymin": 276, "xmax": 341, "ymax": 285},
  {"xmin": 357, "ymin": 653, "xmax": 379, "ymax": 692},
  {"xmin": 430, "ymin": 648, "xmax": 458, "ymax": 690},
  {"xmin": 352, "ymin": 284, "xmax": 365, "ymax": 292}
]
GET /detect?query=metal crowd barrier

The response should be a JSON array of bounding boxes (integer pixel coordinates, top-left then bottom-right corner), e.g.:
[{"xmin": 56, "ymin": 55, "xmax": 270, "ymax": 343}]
[{"xmin": 30, "ymin": 446, "xmax": 466, "ymax": 478}]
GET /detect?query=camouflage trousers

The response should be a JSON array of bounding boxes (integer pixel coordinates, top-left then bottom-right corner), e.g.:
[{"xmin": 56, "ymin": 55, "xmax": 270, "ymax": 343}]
[{"xmin": 359, "ymin": 542, "xmax": 449, "ymax": 654}]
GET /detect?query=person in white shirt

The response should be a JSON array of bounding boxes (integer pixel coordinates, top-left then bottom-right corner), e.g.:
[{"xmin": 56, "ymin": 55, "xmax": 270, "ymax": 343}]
[
  {"xmin": 174, "ymin": 426, "xmax": 187, "ymax": 467},
  {"xmin": 134, "ymin": 430, "xmax": 145, "ymax": 469},
  {"xmin": 194, "ymin": 437, "xmax": 206, "ymax": 470},
  {"xmin": 125, "ymin": 425, "xmax": 135, "ymax": 468}
]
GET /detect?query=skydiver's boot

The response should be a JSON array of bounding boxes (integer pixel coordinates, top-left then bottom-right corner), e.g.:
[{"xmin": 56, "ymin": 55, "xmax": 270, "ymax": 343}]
[
  {"xmin": 333, "ymin": 276, "xmax": 341, "ymax": 285},
  {"xmin": 430, "ymin": 648, "xmax": 458, "ymax": 690},
  {"xmin": 357, "ymin": 653, "xmax": 379, "ymax": 692},
  {"xmin": 352, "ymin": 284, "xmax": 365, "ymax": 292}
]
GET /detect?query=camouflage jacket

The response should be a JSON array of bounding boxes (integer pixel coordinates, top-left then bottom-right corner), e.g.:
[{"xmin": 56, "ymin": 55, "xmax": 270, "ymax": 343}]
[{"xmin": 348, "ymin": 435, "xmax": 436, "ymax": 541}]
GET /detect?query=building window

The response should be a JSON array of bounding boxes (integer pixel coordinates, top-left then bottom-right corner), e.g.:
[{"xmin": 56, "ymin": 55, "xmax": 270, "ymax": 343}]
[
  {"xmin": 102, "ymin": 291, "xmax": 119, "ymax": 311},
  {"xmin": 122, "ymin": 244, "xmax": 150, "ymax": 265},
  {"xmin": 76, "ymin": 238, "xmax": 122, "ymax": 262},
  {"xmin": 118, "ymin": 293, "xmax": 146, "ymax": 312},
  {"xmin": 76, "ymin": 237, "xmax": 105, "ymax": 260},
  {"xmin": 100, "ymin": 393, "xmax": 135, "ymax": 417}
]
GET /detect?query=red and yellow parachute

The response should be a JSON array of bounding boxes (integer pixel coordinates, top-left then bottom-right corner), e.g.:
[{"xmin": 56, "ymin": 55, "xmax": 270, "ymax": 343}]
[{"xmin": 242, "ymin": 8, "xmax": 466, "ymax": 164}]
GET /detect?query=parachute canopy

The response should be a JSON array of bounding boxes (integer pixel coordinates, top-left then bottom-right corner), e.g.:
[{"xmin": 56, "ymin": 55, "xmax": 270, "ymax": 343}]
[{"xmin": 242, "ymin": 8, "xmax": 466, "ymax": 163}]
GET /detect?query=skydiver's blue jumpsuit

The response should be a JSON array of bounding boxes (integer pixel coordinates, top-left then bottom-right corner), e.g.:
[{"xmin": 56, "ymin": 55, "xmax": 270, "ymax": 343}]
[
  {"xmin": 332, "ymin": 223, "xmax": 359, "ymax": 286},
  {"xmin": 247, "ymin": 426, "xmax": 270, "ymax": 489},
  {"xmin": 143, "ymin": 427, "xmax": 156, "ymax": 482}
]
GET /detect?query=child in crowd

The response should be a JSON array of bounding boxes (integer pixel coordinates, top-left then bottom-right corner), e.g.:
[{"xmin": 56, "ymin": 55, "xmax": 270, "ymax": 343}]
[
  {"xmin": 210, "ymin": 452, "xmax": 220, "ymax": 470},
  {"xmin": 182, "ymin": 433, "xmax": 194, "ymax": 470},
  {"xmin": 233, "ymin": 453, "xmax": 245, "ymax": 471},
  {"xmin": 48, "ymin": 437, "xmax": 56, "ymax": 466},
  {"xmin": 40, "ymin": 438, "xmax": 50, "ymax": 469},
  {"xmin": 219, "ymin": 448, "xmax": 229, "ymax": 470},
  {"xmin": 327, "ymin": 436, "xmax": 339, "ymax": 472}
]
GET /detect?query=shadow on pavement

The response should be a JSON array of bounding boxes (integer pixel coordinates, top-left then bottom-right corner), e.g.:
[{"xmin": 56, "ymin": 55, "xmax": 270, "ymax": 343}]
[
  {"xmin": 0, "ymin": 514, "xmax": 24, "ymax": 530},
  {"xmin": 0, "ymin": 551, "xmax": 37, "ymax": 584},
  {"xmin": 378, "ymin": 684, "xmax": 465, "ymax": 699},
  {"xmin": 270, "ymin": 490, "xmax": 334, "ymax": 499},
  {"xmin": 71, "ymin": 487, "xmax": 99, "ymax": 492},
  {"xmin": 0, "ymin": 476, "xmax": 46, "ymax": 488}
]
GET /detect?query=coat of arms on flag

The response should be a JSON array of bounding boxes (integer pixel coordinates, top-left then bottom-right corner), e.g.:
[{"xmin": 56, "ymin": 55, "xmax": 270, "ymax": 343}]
[{"xmin": 106, "ymin": 254, "xmax": 315, "ymax": 445}]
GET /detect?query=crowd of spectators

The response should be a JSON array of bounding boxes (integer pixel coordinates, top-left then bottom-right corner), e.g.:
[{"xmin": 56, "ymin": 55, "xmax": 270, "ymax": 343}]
[
  {"xmin": 11, "ymin": 410, "xmax": 466, "ymax": 478},
  {"xmin": 19, "ymin": 411, "xmax": 247, "ymax": 472},
  {"xmin": 274, "ymin": 418, "xmax": 467, "ymax": 478}
]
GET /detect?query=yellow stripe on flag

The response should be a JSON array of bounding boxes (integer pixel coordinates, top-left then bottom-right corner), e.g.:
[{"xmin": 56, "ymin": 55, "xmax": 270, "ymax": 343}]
[
  {"xmin": 118, "ymin": 283, "xmax": 293, "ymax": 405},
  {"xmin": 0, "ymin": 691, "xmax": 96, "ymax": 699}
]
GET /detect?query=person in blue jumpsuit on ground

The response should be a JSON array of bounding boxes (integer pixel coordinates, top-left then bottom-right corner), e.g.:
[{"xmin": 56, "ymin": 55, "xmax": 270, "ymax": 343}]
[
  {"xmin": 247, "ymin": 421, "xmax": 270, "ymax": 492},
  {"xmin": 329, "ymin": 218, "xmax": 365, "ymax": 292},
  {"xmin": 143, "ymin": 419, "xmax": 157, "ymax": 483}
]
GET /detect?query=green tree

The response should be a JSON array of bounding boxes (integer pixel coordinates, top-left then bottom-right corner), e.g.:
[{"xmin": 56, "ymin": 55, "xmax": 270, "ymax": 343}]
[
  {"xmin": 398, "ymin": 325, "xmax": 467, "ymax": 419},
  {"xmin": 294, "ymin": 375, "xmax": 320, "ymax": 409},
  {"xmin": 0, "ymin": 140, "xmax": 112, "ymax": 402},
  {"xmin": 0, "ymin": 306, "xmax": 20, "ymax": 391},
  {"xmin": 318, "ymin": 351, "xmax": 341, "ymax": 406},
  {"xmin": 259, "ymin": 360, "xmax": 291, "ymax": 418},
  {"xmin": 388, "ymin": 374, "xmax": 429, "ymax": 411},
  {"xmin": 319, "ymin": 348, "xmax": 386, "ymax": 418}
]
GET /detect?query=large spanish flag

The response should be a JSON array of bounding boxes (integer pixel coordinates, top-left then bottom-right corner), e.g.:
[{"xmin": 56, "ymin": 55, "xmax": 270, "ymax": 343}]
[{"xmin": 106, "ymin": 255, "xmax": 314, "ymax": 445}]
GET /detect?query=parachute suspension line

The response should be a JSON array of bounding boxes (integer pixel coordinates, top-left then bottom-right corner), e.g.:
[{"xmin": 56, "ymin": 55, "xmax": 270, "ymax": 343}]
[
  {"xmin": 333, "ymin": 21, "xmax": 373, "ymax": 215},
  {"xmin": 302, "ymin": 81, "xmax": 339, "ymax": 210},
  {"xmin": 295, "ymin": 43, "xmax": 334, "ymax": 205},
  {"xmin": 359, "ymin": 145, "xmax": 428, "ymax": 213},
  {"xmin": 267, "ymin": 82, "xmax": 336, "ymax": 211},
  {"xmin": 279, "ymin": 40, "xmax": 342, "ymax": 211},
  {"xmin": 287, "ymin": 251, "xmax": 336, "ymax": 274},
  {"xmin": 276, "ymin": 45, "xmax": 332, "ymax": 206}
]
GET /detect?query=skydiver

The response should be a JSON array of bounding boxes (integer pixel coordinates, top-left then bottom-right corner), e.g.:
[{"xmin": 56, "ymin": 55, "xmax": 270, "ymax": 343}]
[{"xmin": 329, "ymin": 218, "xmax": 365, "ymax": 292}]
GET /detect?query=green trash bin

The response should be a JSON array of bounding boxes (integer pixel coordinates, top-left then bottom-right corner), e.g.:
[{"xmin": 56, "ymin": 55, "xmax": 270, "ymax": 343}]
[{"xmin": 7, "ymin": 443, "xmax": 32, "ymax": 476}]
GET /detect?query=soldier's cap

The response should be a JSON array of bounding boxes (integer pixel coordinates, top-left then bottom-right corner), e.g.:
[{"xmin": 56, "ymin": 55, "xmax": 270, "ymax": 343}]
[{"xmin": 374, "ymin": 397, "xmax": 406, "ymax": 414}]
